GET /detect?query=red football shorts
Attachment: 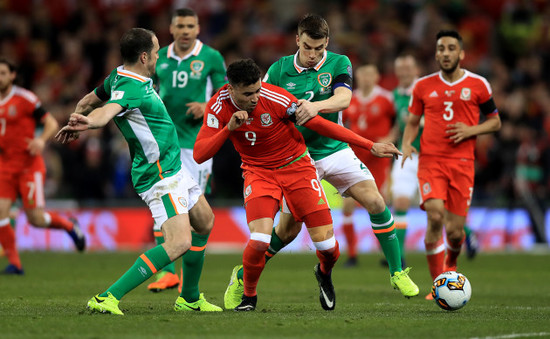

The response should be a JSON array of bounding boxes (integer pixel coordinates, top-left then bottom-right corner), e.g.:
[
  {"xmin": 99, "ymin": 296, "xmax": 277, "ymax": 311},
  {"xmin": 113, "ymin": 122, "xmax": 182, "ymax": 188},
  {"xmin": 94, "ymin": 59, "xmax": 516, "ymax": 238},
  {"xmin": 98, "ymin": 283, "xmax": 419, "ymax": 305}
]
[
  {"xmin": 417, "ymin": 155, "xmax": 474, "ymax": 217},
  {"xmin": 242, "ymin": 155, "xmax": 330, "ymax": 223},
  {"xmin": 0, "ymin": 164, "xmax": 46, "ymax": 209}
]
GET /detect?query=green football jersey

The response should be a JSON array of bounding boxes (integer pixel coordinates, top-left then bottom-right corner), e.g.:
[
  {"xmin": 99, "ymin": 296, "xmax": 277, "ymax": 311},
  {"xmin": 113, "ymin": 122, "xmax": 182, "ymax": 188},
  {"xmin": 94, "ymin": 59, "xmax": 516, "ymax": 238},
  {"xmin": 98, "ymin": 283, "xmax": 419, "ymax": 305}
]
[
  {"xmin": 393, "ymin": 86, "xmax": 422, "ymax": 151},
  {"xmin": 264, "ymin": 51, "xmax": 352, "ymax": 161},
  {"xmin": 96, "ymin": 66, "xmax": 181, "ymax": 193},
  {"xmin": 155, "ymin": 40, "xmax": 227, "ymax": 149}
]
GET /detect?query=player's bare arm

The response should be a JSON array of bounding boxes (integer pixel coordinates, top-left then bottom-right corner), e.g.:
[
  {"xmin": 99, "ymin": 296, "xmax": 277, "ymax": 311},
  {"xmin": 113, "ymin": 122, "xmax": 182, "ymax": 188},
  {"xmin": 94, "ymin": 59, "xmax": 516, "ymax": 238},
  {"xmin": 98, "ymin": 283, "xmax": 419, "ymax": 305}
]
[
  {"xmin": 185, "ymin": 102, "xmax": 207, "ymax": 119},
  {"xmin": 401, "ymin": 113, "xmax": 421, "ymax": 167},
  {"xmin": 56, "ymin": 103, "xmax": 123, "ymax": 144},
  {"xmin": 27, "ymin": 114, "xmax": 59, "ymax": 155},
  {"xmin": 74, "ymin": 90, "xmax": 105, "ymax": 115},
  {"xmin": 295, "ymin": 86, "xmax": 352, "ymax": 126},
  {"xmin": 446, "ymin": 115, "xmax": 501, "ymax": 144}
]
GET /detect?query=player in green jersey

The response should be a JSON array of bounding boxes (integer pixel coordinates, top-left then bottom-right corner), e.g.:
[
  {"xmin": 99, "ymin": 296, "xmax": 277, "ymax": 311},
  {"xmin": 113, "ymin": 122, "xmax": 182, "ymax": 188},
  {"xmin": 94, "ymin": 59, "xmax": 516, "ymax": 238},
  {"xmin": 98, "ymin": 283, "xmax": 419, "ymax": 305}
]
[
  {"xmin": 148, "ymin": 8, "xmax": 227, "ymax": 295},
  {"xmin": 56, "ymin": 28, "xmax": 221, "ymax": 315},
  {"xmin": 224, "ymin": 14, "xmax": 419, "ymax": 311}
]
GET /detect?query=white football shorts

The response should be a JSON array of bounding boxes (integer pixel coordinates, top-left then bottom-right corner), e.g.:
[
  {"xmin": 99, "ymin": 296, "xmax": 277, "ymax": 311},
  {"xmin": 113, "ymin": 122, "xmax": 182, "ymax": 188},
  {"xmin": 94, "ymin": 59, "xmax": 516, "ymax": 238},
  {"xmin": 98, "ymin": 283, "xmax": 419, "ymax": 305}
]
[
  {"xmin": 390, "ymin": 152, "xmax": 419, "ymax": 199},
  {"xmin": 139, "ymin": 168, "xmax": 202, "ymax": 232},
  {"xmin": 180, "ymin": 148, "xmax": 212, "ymax": 194}
]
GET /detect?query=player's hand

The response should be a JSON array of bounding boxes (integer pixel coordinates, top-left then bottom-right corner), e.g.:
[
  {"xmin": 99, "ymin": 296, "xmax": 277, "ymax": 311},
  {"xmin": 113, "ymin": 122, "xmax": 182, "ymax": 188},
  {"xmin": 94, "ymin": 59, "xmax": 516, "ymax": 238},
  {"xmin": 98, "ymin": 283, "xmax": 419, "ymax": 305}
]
[
  {"xmin": 228, "ymin": 110, "xmax": 248, "ymax": 131},
  {"xmin": 26, "ymin": 138, "xmax": 45, "ymax": 155},
  {"xmin": 370, "ymin": 142, "xmax": 402, "ymax": 159},
  {"xmin": 400, "ymin": 143, "xmax": 417, "ymax": 168},
  {"xmin": 186, "ymin": 102, "xmax": 206, "ymax": 120},
  {"xmin": 295, "ymin": 99, "xmax": 318, "ymax": 126},
  {"xmin": 55, "ymin": 127, "xmax": 81, "ymax": 144},
  {"xmin": 446, "ymin": 122, "xmax": 472, "ymax": 144}
]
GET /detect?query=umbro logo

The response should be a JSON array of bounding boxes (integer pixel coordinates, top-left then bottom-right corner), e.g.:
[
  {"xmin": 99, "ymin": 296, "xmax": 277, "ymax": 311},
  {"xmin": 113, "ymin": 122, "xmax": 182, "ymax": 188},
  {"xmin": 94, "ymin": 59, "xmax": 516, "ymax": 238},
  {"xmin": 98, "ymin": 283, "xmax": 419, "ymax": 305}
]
[
  {"xmin": 429, "ymin": 91, "xmax": 438, "ymax": 98},
  {"xmin": 286, "ymin": 82, "xmax": 296, "ymax": 90}
]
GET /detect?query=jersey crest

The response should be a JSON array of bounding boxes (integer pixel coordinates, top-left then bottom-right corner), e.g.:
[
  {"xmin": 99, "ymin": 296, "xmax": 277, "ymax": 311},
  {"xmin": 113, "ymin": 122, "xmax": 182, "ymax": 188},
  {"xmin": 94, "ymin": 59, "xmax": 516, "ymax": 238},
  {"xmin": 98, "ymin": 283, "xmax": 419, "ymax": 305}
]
[
  {"xmin": 460, "ymin": 88, "xmax": 471, "ymax": 100},
  {"xmin": 190, "ymin": 60, "xmax": 204, "ymax": 79},
  {"xmin": 260, "ymin": 113, "xmax": 273, "ymax": 126}
]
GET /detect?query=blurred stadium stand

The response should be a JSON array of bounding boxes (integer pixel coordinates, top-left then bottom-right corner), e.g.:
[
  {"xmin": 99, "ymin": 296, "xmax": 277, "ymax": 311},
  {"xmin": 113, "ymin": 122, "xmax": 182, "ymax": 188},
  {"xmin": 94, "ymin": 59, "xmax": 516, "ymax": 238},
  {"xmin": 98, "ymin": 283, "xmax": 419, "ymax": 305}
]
[{"xmin": 1, "ymin": 0, "xmax": 548, "ymax": 248}]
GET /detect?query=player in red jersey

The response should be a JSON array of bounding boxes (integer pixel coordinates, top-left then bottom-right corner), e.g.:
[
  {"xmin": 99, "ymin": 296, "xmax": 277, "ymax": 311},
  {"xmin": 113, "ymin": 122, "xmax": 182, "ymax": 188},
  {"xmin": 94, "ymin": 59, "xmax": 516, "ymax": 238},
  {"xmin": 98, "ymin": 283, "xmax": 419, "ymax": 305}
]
[
  {"xmin": 401, "ymin": 30, "xmax": 500, "ymax": 298},
  {"xmin": 0, "ymin": 58, "xmax": 85, "ymax": 275},
  {"xmin": 194, "ymin": 59, "xmax": 401, "ymax": 311},
  {"xmin": 341, "ymin": 64, "xmax": 397, "ymax": 266}
]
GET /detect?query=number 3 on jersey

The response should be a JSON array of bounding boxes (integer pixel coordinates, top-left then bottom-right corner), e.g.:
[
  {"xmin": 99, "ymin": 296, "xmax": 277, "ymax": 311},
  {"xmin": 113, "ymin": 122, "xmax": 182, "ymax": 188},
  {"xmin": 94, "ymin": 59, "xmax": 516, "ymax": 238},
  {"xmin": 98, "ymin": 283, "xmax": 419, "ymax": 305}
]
[{"xmin": 443, "ymin": 101, "xmax": 454, "ymax": 121}]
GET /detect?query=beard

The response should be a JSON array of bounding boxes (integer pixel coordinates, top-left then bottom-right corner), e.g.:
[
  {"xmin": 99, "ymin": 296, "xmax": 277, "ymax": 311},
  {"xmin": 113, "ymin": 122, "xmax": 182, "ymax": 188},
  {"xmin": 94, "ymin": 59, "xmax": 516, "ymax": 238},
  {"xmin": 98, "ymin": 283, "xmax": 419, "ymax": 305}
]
[{"xmin": 440, "ymin": 58, "xmax": 460, "ymax": 74}]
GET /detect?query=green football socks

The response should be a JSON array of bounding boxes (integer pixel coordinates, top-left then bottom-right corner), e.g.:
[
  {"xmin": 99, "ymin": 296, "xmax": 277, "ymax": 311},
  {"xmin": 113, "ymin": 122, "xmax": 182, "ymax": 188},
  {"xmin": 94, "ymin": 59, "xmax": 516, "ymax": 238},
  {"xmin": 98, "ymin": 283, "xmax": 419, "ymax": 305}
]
[
  {"xmin": 102, "ymin": 245, "xmax": 171, "ymax": 300},
  {"xmin": 371, "ymin": 207, "xmax": 402, "ymax": 275},
  {"xmin": 180, "ymin": 232, "xmax": 209, "ymax": 302}
]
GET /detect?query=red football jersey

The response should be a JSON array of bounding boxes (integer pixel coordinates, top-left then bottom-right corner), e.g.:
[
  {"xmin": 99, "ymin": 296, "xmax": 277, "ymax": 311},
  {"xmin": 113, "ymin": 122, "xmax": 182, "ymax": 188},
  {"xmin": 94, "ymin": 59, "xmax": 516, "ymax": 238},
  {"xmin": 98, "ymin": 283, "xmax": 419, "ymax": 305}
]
[
  {"xmin": 343, "ymin": 85, "xmax": 395, "ymax": 141},
  {"xmin": 409, "ymin": 70, "xmax": 498, "ymax": 160},
  {"xmin": 0, "ymin": 86, "xmax": 47, "ymax": 171},
  {"xmin": 202, "ymin": 82, "xmax": 306, "ymax": 169}
]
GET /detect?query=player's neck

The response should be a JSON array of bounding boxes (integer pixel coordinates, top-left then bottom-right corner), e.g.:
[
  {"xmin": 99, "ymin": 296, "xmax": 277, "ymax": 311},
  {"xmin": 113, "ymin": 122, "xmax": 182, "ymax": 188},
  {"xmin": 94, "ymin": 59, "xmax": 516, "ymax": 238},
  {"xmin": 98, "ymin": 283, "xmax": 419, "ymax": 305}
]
[
  {"xmin": 441, "ymin": 68, "xmax": 464, "ymax": 83},
  {"xmin": 0, "ymin": 84, "xmax": 13, "ymax": 100},
  {"xmin": 360, "ymin": 86, "xmax": 374, "ymax": 97},
  {"xmin": 174, "ymin": 40, "xmax": 196, "ymax": 58}
]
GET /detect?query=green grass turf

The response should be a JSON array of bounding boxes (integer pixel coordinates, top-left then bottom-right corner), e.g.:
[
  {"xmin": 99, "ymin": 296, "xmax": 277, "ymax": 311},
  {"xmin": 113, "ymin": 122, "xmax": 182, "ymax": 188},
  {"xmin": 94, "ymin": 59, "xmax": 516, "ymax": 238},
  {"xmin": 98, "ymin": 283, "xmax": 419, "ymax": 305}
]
[{"xmin": 1, "ymin": 252, "xmax": 549, "ymax": 338}]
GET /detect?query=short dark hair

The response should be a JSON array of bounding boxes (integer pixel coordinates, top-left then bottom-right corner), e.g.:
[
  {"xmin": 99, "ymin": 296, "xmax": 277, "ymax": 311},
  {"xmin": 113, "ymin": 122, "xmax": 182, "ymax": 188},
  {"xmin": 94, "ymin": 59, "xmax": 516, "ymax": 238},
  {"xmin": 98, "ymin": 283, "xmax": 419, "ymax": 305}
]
[
  {"xmin": 298, "ymin": 14, "xmax": 329, "ymax": 39},
  {"xmin": 436, "ymin": 30, "xmax": 463, "ymax": 48},
  {"xmin": 226, "ymin": 59, "xmax": 261, "ymax": 87},
  {"xmin": 0, "ymin": 57, "xmax": 16, "ymax": 72},
  {"xmin": 120, "ymin": 28, "xmax": 155, "ymax": 64},
  {"xmin": 173, "ymin": 8, "xmax": 197, "ymax": 19}
]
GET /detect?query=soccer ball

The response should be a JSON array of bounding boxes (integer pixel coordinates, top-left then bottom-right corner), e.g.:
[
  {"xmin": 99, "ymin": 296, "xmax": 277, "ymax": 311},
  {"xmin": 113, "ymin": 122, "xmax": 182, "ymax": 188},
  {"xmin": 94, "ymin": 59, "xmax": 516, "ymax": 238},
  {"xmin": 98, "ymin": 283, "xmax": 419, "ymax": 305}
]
[{"xmin": 431, "ymin": 271, "xmax": 472, "ymax": 311}]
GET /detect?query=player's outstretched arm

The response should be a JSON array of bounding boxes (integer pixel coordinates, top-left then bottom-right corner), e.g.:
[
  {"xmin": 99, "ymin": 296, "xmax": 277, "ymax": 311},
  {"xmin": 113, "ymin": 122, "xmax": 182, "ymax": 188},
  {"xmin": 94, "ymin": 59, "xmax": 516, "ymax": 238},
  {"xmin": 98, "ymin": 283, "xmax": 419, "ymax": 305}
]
[
  {"xmin": 74, "ymin": 90, "xmax": 106, "ymax": 115},
  {"xmin": 55, "ymin": 103, "xmax": 123, "ymax": 144},
  {"xmin": 302, "ymin": 115, "xmax": 374, "ymax": 151},
  {"xmin": 27, "ymin": 114, "xmax": 59, "ymax": 155}
]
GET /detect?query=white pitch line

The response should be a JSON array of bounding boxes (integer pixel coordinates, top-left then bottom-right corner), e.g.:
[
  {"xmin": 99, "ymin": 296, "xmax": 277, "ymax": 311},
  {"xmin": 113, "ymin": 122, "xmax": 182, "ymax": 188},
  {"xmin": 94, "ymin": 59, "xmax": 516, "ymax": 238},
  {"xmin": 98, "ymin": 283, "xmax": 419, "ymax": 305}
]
[{"xmin": 470, "ymin": 333, "xmax": 550, "ymax": 339}]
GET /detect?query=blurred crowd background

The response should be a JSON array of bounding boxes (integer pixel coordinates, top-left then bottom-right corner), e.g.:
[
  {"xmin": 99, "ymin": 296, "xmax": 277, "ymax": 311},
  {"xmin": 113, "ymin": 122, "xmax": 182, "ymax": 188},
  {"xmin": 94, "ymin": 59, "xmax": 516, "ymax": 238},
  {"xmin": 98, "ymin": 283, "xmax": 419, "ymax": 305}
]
[{"xmin": 1, "ymin": 0, "xmax": 549, "ymax": 215}]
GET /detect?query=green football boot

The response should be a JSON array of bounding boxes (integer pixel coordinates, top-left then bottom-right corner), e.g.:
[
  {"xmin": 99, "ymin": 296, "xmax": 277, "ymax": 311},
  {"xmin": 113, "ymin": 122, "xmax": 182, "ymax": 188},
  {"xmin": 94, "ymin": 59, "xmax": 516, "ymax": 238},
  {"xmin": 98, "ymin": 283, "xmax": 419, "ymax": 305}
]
[
  {"xmin": 224, "ymin": 265, "xmax": 244, "ymax": 310},
  {"xmin": 87, "ymin": 292, "xmax": 124, "ymax": 315},
  {"xmin": 174, "ymin": 293, "xmax": 222, "ymax": 312},
  {"xmin": 390, "ymin": 267, "xmax": 420, "ymax": 298}
]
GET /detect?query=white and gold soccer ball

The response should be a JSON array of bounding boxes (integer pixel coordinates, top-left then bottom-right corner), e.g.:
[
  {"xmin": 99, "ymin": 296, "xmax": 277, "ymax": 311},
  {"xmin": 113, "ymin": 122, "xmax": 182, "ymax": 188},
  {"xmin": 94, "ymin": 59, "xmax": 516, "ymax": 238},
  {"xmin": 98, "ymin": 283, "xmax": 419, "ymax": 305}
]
[{"xmin": 431, "ymin": 271, "xmax": 472, "ymax": 311}]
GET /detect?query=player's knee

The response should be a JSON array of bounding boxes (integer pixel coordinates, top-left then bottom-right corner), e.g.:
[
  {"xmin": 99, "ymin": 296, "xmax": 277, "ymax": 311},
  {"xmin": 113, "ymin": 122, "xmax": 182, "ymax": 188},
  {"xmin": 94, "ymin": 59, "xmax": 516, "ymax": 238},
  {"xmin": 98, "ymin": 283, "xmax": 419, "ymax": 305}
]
[
  {"xmin": 170, "ymin": 237, "xmax": 192, "ymax": 256},
  {"xmin": 427, "ymin": 210, "xmax": 445, "ymax": 226},
  {"xmin": 25, "ymin": 211, "xmax": 46, "ymax": 227}
]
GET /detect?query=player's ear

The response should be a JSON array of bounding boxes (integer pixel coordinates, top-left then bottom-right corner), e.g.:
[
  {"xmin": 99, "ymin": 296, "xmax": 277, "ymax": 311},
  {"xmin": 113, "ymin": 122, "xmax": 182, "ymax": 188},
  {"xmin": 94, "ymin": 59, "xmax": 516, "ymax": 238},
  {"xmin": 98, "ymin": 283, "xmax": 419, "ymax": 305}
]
[
  {"xmin": 459, "ymin": 49, "xmax": 465, "ymax": 62},
  {"xmin": 296, "ymin": 35, "xmax": 300, "ymax": 47}
]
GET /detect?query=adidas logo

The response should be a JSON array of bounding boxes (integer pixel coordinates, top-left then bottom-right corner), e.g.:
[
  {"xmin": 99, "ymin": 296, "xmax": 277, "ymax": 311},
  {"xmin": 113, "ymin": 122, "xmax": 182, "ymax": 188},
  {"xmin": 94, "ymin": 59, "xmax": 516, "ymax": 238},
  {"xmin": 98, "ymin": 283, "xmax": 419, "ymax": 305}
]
[
  {"xmin": 429, "ymin": 91, "xmax": 438, "ymax": 98},
  {"xmin": 318, "ymin": 198, "xmax": 326, "ymax": 205}
]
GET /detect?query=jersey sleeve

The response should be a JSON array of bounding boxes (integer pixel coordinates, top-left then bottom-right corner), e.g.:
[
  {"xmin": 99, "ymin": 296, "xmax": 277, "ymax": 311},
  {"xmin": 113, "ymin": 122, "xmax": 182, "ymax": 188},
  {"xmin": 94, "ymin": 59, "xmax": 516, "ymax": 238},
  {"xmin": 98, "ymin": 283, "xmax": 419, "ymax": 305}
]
[
  {"xmin": 210, "ymin": 51, "xmax": 228, "ymax": 90},
  {"xmin": 332, "ymin": 55, "xmax": 353, "ymax": 91},
  {"xmin": 408, "ymin": 81, "xmax": 424, "ymax": 116},
  {"xmin": 263, "ymin": 60, "xmax": 282, "ymax": 86},
  {"xmin": 476, "ymin": 78, "xmax": 498, "ymax": 116},
  {"xmin": 107, "ymin": 78, "xmax": 142, "ymax": 114},
  {"xmin": 193, "ymin": 95, "xmax": 231, "ymax": 163},
  {"xmin": 94, "ymin": 75, "xmax": 112, "ymax": 102}
]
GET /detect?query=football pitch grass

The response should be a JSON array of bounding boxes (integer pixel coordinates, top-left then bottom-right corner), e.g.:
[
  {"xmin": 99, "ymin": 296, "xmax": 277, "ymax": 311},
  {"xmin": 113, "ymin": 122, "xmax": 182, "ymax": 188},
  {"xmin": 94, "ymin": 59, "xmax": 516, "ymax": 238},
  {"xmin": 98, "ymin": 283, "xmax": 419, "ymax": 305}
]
[{"xmin": 1, "ymin": 251, "xmax": 549, "ymax": 338}]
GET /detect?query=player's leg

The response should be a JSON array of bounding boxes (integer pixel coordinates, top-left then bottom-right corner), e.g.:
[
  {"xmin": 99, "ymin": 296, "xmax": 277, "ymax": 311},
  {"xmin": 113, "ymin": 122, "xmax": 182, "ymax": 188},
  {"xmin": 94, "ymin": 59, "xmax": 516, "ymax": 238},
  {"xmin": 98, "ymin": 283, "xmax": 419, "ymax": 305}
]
[
  {"xmin": 88, "ymin": 171, "xmax": 193, "ymax": 315},
  {"xmin": 443, "ymin": 212, "xmax": 466, "ymax": 272},
  {"xmin": 235, "ymin": 196, "xmax": 279, "ymax": 311},
  {"xmin": 341, "ymin": 197, "xmax": 358, "ymax": 267},
  {"xmin": 174, "ymin": 194, "xmax": 221, "ymax": 312},
  {"xmin": 21, "ymin": 171, "xmax": 85, "ymax": 251},
  {"xmin": 423, "ymin": 198, "xmax": 446, "ymax": 280},
  {"xmin": 0, "ymin": 197, "xmax": 23, "ymax": 274},
  {"xmin": 463, "ymin": 223, "xmax": 478, "ymax": 259},
  {"xmin": 442, "ymin": 159, "xmax": 474, "ymax": 272},
  {"xmin": 387, "ymin": 196, "xmax": 410, "ymax": 267},
  {"xmin": 146, "ymin": 225, "xmax": 180, "ymax": 292}
]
